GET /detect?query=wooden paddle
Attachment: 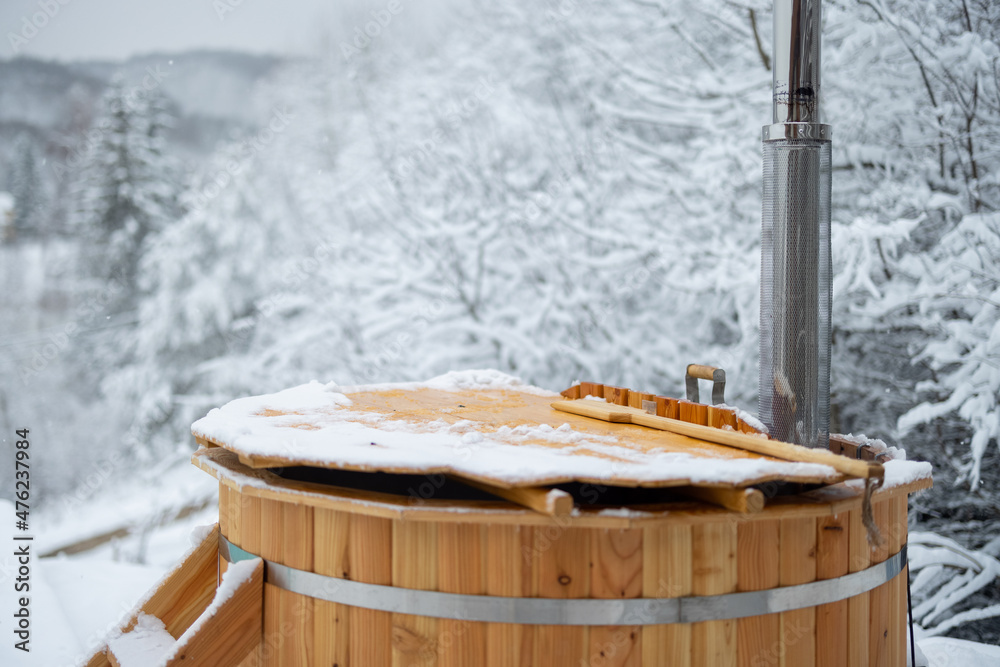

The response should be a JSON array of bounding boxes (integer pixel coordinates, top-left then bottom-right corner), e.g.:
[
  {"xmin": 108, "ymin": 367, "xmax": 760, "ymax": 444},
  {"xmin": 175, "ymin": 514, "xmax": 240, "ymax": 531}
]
[{"xmin": 551, "ymin": 400, "xmax": 883, "ymax": 480}]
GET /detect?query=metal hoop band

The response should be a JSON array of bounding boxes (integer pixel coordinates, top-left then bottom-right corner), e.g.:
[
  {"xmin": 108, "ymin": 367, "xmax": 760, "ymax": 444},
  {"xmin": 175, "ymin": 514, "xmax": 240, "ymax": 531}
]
[{"xmin": 220, "ymin": 534, "xmax": 905, "ymax": 626}]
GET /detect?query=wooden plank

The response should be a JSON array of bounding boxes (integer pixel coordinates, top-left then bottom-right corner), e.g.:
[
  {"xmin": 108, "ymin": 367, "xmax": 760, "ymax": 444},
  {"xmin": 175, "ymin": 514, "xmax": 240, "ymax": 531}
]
[
  {"xmin": 654, "ymin": 396, "xmax": 680, "ymax": 419},
  {"xmin": 533, "ymin": 526, "xmax": 590, "ymax": 666},
  {"xmin": 887, "ymin": 497, "xmax": 906, "ymax": 667},
  {"xmin": 629, "ymin": 391, "xmax": 655, "ymax": 410},
  {"xmin": 219, "ymin": 483, "xmax": 234, "ymax": 580},
  {"xmin": 606, "ymin": 385, "xmax": 630, "ymax": 406},
  {"xmin": 551, "ymin": 400, "xmax": 880, "ymax": 479},
  {"xmin": 195, "ymin": 435, "xmax": 219, "ymax": 449},
  {"xmin": 258, "ymin": 501, "xmax": 287, "ymax": 570},
  {"xmin": 846, "ymin": 508, "xmax": 870, "ymax": 667},
  {"xmin": 897, "ymin": 496, "xmax": 909, "ymax": 667},
  {"xmin": 738, "ymin": 417, "xmax": 766, "ymax": 436},
  {"xmin": 314, "ymin": 508, "xmax": 350, "ymax": 667},
  {"xmin": 82, "ymin": 525, "xmax": 221, "ymax": 667},
  {"xmin": 679, "ymin": 487, "xmax": 764, "ymax": 514},
  {"xmin": 707, "ymin": 405, "xmax": 738, "ymax": 430},
  {"xmin": 239, "ymin": 495, "xmax": 262, "ymax": 555},
  {"xmin": 589, "ymin": 528, "xmax": 643, "ymax": 667},
  {"xmin": 779, "ymin": 517, "xmax": 817, "ymax": 667},
  {"xmin": 679, "ymin": 400, "xmax": 709, "ymax": 425},
  {"xmin": 448, "ymin": 475, "xmax": 573, "ymax": 517},
  {"xmin": 392, "ymin": 520, "xmax": 439, "ymax": 667},
  {"xmin": 816, "ymin": 513, "xmax": 849, "ymax": 667},
  {"xmin": 259, "ymin": 497, "xmax": 283, "ymax": 667},
  {"xmin": 277, "ymin": 504, "xmax": 310, "ymax": 665},
  {"xmin": 258, "ymin": 499, "xmax": 314, "ymax": 666},
  {"xmin": 580, "ymin": 382, "xmax": 605, "ymax": 398},
  {"xmin": 737, "ymin": 519, "xmax": 781, "ymax": 667},
  {"xmin": 219, "ymin": 482, "xmax": 233, "ymax": 539},
  {"xmin": 350, "ymin": 514, "xmax": 393, "ymax": 667},
  {"xmin": 164, "ymin": 559, "xmax": 265, "ymax": 667},
  {"xmin": 561, "ymin": 384, "xmax": 582, "ymax": 400},
  {"xmin": 438, "ymin": 523, "xmax": 486, "ymax": 667},
  {"xmin": 692, "ymin": 522, "xmax": 737, "ymax": 667},
  {"xmin": 642, "ymin": 524, "xmax": 692, "ymax": 667},
  {"xmin": 225, "ymin": 492, "xmax": 256, "ymax": 667},
  {"xmin": 284, "ymin": 502, "xmax": 315, "ymax": 665},
  {"xmin": 486, "ymin": 524, "xmax": 533, "ymax": 667},
  {"xmin": 868, "ymin": 500, "xmax": 891, "ymax": 667},
  {"xmin": 238, "ymin": 495, "xmax": 263, "ymax": 667},
  {"xmin": 141, "ymin": 524, "xmax": 219, "ymax": 637}
]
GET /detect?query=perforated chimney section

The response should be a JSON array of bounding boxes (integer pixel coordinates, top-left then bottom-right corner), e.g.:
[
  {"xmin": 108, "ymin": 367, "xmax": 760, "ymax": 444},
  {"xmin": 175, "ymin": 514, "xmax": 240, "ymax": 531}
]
[{"xmin": 759, "ymin": 0, "xmax": 832, "ymax": 448}]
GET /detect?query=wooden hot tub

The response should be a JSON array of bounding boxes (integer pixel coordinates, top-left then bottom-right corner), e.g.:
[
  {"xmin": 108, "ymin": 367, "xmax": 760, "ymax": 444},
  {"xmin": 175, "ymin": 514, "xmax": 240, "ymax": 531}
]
[{"xmin": 87, "ymin": 371, "xmax": 932, "ymax": 667}]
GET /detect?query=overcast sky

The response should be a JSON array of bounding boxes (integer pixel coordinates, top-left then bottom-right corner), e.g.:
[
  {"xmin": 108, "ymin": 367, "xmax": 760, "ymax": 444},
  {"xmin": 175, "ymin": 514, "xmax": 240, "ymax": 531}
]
[{"xmin": 1, "ymin": 0, "xmax": 451, "ymax": 62}]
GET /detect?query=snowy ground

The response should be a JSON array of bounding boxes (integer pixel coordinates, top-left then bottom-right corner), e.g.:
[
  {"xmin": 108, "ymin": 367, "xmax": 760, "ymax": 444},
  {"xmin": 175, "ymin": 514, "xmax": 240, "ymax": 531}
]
[
  {"xmin": 0, "ymin": 457, "xmax": 217, "ymax": 667},
  {"xmin": 1, "ymin": 457, "xmax": 997, "ymax": 667}
]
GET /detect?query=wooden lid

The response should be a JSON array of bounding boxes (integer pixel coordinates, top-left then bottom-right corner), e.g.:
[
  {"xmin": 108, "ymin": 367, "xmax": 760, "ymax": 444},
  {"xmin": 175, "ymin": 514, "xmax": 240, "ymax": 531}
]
[{"xmin": 191, "ymin": 371, "xmax": 856, "ymax": 491}]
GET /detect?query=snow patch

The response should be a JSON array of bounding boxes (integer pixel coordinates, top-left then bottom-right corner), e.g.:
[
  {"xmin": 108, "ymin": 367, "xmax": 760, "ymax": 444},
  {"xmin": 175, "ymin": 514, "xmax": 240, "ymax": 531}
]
[
  {"xmin": 844, "ymin": 459, "xmax": 933, "ymax": 491},
  {"xmin": 919, "ymin": 636, "xmax": 1000, "ymax": 667},
  {"xmin": 200, "ymin": 380, "xmax": 354, "ymax": 423},
  {"xmin": 106, "ymin": 614, "xmax": 175, "ymax": 667},
  {"xmin": 188, "ymin": 523, "xmax": 217, "ymax": 548}
]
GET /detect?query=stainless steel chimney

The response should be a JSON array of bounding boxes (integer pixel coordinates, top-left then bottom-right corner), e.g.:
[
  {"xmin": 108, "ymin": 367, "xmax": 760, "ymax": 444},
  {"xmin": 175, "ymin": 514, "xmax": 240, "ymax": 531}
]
[{"xmin": 759, "ymin": 0, "xmax": 831, "ymax": 447}]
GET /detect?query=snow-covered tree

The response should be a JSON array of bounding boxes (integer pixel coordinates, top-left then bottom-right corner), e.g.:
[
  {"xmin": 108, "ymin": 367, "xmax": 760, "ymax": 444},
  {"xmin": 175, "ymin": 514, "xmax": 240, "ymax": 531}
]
[
  {"xmin": 106, "ymin": 0, "xmax": 1000, "ymax": 494},
  {"xmin": 100, "ymin": 92, "xmax": 358, "ymax": 455},
  {"xmin": 72, "ymin": 77, "xmax": 181, "ymax": 309},
  {"xmin": 826, "ymin": 0, "xmax": 1000, "ymax": 488},
  {"xmin": 8, "ymin": 134, "xmax": 46, "ymax": 239}
]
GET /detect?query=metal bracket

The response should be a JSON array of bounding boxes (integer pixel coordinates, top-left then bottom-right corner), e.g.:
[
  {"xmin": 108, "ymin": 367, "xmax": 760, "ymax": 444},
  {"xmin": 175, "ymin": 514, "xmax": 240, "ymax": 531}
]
[
  {"xmin": 685, "ymin": 364, "xmax": 726, "ymax": 405},
  {"xmin": 220, "ymin": 534, "xmax": 906, "ymax": 626}
]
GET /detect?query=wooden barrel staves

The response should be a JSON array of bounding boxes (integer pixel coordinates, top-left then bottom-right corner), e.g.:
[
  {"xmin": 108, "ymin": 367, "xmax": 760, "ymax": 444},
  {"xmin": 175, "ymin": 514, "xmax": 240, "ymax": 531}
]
[
  {"xmin": 205, "ymin": 447, "xmax": 917, "ymax": 667},
  {"xmin": 85, "ymin": 374, "xmax": 929, "ymax": 667}
]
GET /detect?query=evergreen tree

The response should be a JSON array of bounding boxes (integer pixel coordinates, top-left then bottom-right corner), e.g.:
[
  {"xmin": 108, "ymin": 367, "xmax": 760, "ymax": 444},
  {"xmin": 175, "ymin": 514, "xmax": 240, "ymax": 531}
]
[
  {"xmin": 64, "ymin": 75, "xmax": 183, "ymax": 448},
  {"xmin": 8, "ymin": 134, "xmax": 45, "ymax": 239},
  {"xmin": 72, "ymin": 76, "xmax": 181, "ymax": 310}
]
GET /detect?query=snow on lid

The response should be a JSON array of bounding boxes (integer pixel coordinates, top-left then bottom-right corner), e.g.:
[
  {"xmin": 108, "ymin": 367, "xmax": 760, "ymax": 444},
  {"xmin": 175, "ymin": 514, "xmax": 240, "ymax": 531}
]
[
  {"xmin": 201, "ymin": 380, "xmax": 354, "ymax": 422},
  {"xmin": 106, "ymin": 613, "xmax": 175, "ymax": 667},
  {"xmin": 844, "ymin": 459, "xmax": 933, "ymax": 491},
  {"xmin": 195, "ymin": 425, "xmax": 840, "ymax": 490},
  {"xmin": 196, "ymin": 370, "xmax": 555, "ymax": 428},
  {"xmin": 191, "ymin": 371, "xmax": 855, "ymax": 488}
]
